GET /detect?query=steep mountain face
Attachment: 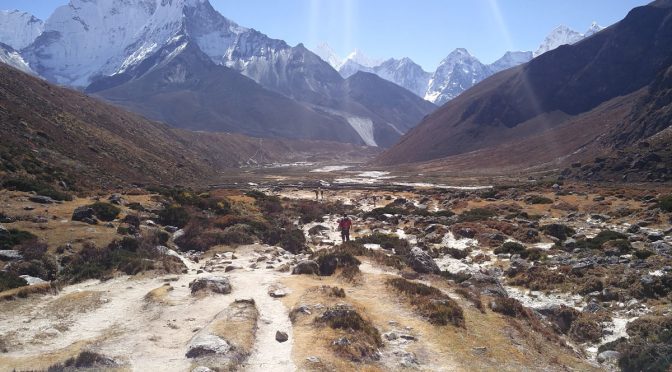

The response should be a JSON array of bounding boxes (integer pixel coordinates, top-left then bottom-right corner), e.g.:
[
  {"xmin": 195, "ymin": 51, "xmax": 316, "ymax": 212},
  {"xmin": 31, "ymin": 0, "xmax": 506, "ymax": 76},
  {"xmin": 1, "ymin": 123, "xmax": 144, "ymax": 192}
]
[
  {"xmin": 343, "ymin": 72, "xmax": 438, "ymax": 147},
  {"xmin": 87, "ymin": 37, "xmax": 361, "ymax": 144},
  {"xmin": 0, "ymin": 43, "xmax": 34, "ymax": 74},
  {"xmin": 425, "ymin": 49, "xmax": 491, "ymax": 105},
  {"xmin": 376, "ymin": 2, "xmax": 672, "ymax": 169},
  {"xmin": 374, "ymin": 58, "xmax": 432, "ymax": 98},
  {"xmin": 0, "ymin": 10, "xmax": 43, "ymax": 50}
]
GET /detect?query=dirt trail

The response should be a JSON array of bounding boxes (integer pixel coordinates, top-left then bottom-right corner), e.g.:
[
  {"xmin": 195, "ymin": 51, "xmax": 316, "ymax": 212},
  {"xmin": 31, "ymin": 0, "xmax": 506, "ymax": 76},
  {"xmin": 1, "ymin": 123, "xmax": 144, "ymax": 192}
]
[{"xmin": 0, "ymin": 245, "xmax": 297, "ymax": 372}]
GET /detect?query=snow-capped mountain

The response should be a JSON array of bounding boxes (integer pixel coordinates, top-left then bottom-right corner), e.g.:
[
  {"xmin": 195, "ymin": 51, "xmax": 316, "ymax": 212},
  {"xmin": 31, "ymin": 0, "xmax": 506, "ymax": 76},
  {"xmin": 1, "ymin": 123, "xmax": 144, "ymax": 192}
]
[
  {"xmin": 374, "ymin": 58, "xmax": 431, "ymax": 98},
  {"xmin": 489, "ymin": 51, "xmax": 533, "ymax": 75},
  {"xmin": 313, "ymin": 42, "xmax": 342, "ymax": 69},
  {"xmin": 425, "ymin": 48, "xmax": 490, "ymax": 105},
  {"xmin": 14, "ymin": 0, "xmax": 434, "ymax": 147},
  {"xmin": 534, "ymin": 22, "xmax": 604, "ymax": 57},
  {"xmin": 0, "ymin": 42, "xmax": 35, "ymax": 74},
  {"xmin": 0, "ymin": 10, "xmax": 43, "ymax": 50}
]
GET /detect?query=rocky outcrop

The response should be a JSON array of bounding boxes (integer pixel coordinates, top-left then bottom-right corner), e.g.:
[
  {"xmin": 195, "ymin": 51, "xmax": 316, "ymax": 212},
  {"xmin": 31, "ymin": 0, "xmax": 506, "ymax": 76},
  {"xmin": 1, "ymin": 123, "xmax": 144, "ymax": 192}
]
[
  {"xmin": 407, "ymin": 247, "xmax": 440, "ymax": 274},
  {"xmin": 189, "ymin": 276, "xmax": 232, "ymax": 295}
]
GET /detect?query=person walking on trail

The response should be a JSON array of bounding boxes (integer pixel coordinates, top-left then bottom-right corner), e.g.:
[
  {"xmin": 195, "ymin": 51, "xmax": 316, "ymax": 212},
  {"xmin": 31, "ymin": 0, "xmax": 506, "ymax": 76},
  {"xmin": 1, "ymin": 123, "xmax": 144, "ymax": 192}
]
[
  {"xmin": 314, "ymin": 188, "xmax": 319, "ymax": 201},
  {"xmin": 338, "ymin": 214, "xmax": 352, "ymax": 242},
  {"xmin": 320, "ymin": 189, "xmax": 324, "ymax": 200},
  {"xmin": 372, "ymin": 195, "xmax": 378, "ymax": 208}
]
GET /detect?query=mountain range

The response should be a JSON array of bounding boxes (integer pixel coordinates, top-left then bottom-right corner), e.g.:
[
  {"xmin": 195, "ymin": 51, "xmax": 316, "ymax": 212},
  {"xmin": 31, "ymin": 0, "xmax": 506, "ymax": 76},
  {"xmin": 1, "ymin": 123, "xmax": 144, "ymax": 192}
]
[
  {"xmin": 313, "ymin": 23, "xmax": 604, "ymax": 105},
  {"xmin": 0, "ymin": 0, "xmax": 435, "ymax": 148},
  {"xmin": 376, "ymin": 0, "xmax": 672, "ymax": 177}
]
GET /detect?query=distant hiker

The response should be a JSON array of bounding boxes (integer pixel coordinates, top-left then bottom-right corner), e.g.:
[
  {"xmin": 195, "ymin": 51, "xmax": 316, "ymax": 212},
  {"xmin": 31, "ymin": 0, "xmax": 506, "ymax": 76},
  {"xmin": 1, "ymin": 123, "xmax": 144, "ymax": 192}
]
[
  {"xmin": 314, "ymin": 188, "xmax": 319, "ymax": 201},
  {"xmin": 372, "ymin": 195, "xmax": 378, "ymax": 207},
  {"xmin": 338, "ymin": 214, "xmax": 352, "ymax": 242},
  {"xmin": 320, "ymin": 189, "xmax": 324, "ymax": 200}
]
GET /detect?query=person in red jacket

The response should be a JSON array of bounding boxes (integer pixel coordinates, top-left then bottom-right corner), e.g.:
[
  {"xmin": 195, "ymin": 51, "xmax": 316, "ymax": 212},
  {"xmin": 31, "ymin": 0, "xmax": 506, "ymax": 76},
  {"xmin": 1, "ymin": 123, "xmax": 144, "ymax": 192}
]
[{"xmin": 337, "ymin": 214, "xmax": 352, "ymax": 242}]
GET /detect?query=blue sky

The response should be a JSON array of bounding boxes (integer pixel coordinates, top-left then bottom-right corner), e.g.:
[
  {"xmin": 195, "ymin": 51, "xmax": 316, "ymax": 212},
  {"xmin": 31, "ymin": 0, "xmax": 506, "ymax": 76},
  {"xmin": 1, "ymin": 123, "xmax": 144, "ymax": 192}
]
[{"xmin": 0, "ymin": 0, "xmax": 650, "ymax": 70}]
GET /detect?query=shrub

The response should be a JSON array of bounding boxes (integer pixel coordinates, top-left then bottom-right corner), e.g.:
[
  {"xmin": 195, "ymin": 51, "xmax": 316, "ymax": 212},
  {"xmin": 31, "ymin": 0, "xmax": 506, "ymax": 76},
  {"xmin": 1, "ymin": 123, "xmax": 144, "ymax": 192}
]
[
  {"xmin": 387, "ymin": 278, "xmax": 465, "ymax": 327},
  {"xmin": 246, "ymin": 191, "xmax": 283, "ymax": 215},
  {"xmin": 458, "ymin": 208, "xmax": 496, "ymax": 222},
  {"xmin": 443, "ymin": 247, "xmax": 470, "ymax": 259},
  {"xmin": 568, "ymin": 313, "xmax": 608, "ymax": 343},
  {"xmin": 88, "ymin": 202, "xmax": 121, "ymax": 222},
  {"xmin": 520, "ymin": 247, "xmax": 545, "ymax": 261},
  {"xmin": 61, "ymin": 235, "xmax": 163, "ymax": 283},
  {"xmin": 356, "ymin": 233, "xmax": 410, "ymax": 255},
  {"xmin": 578, "ymin": 230, "xmax": 628, "ymax": 250},
  {"xmin": 315, "ymin": 305, "xmax": 382, "ymax": 362},
  {"xmin": 313, "ymin": 251, "xmax": 361, "ymax": 276},
  {"xmin": 279, "ymin": 229, "xmax": 306, "ymax": 254},
  {"xmin": 158, "ymin": 205, "xmax": 190, "ymax": 228},
  {"xmin": 527, "ymin": 195, "xmax": 554, "ymax": 204},
  {"xmin": 658, "ymin": 194, "xmax": 672, "ymax": 212},
  {"xmin": 0, "ymin": 229, "xmax": 37, "ymax": 250},
  {"xmin": 494, "ymin": 242, "xmax": 526, "ymax": 255},
  {"xmin": 295, "ymin": 200, "xmax": 327, "ymax": 224},
  {"xmin": 0, "ymin": 271, "xmax": 27, "ymax": 292},
  {"xmin": 541, "ymin": 224, "xmax": 576, "ymax": 241},
  {"xmin": 220, "ymin": 224, "xmax": 255, "ymax": 246},
  {"xmin": 47, "ymin": 351, "xmax": 115, "ymax": 371},
  {"xmin": 1, "ymin": 177, "xmax": 72, "ymax": 201},
  {"xmin": 600, "ymin": 316, "xmax": 672, "ymax": 372}
]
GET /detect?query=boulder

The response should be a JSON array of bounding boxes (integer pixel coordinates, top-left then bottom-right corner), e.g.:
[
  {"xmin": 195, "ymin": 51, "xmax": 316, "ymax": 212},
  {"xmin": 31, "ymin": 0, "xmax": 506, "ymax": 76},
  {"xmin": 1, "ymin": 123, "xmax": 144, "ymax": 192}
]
[
  {"xmin": 72, "ymin": 206, "xmax": 96, "ymax": 223},
  {"xmin": 597, "ymin": 350, "xmax": 621, "ymax": 364},
  {"xmin": 186, "ymin": 334, "xmax": 232, "ymax": 358},
  {"xmin": 29, "ymin": 195, "xmax": 54, "ymax": 204},
  {"xmin": 189, "ymin": 276, "xmax": 232, "ymax": 295},
  {"xmin": 275, "ymin": 331, "xmax": 289, "ymax": 343},
  {"xmin": 291, "ymin": 260, "xmax": 319, "ymax": 275},
  {"xmin": 0, "ymin": 250, "xmax": 23, "ymax": 261},
  {"xmin": 407, "ymin": 247, "xmax": 439, "ymax": 274}
]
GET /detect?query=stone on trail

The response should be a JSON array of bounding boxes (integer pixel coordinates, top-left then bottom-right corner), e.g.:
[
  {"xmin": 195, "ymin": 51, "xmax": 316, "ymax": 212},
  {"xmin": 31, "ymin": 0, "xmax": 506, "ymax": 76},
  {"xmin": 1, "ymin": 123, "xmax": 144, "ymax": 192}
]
[
  {"xmin": 189, "ymin": 276, "xmax": 232, "ymax": 295},
  {"xmin": 275, "ymin": 330, "xmax": 289, "ymax": 343},
  {"xmin": 292, "ymin": 260, "xmax": 319, "ymax": 275}
]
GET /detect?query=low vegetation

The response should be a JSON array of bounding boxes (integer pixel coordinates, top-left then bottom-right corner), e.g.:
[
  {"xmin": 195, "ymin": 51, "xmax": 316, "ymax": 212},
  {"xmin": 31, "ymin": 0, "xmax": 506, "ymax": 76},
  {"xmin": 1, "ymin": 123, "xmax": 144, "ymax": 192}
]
[
  {"xmin": 599, "ymin": 315, "xmax": 672, "ymax": 372},
  {"xmin": 1, "ymin": 176, "xmax": 73, "ymax": 201},
  {"xmin": 387, "ymin": 278, "xmax": 465, "ymax": 327}
]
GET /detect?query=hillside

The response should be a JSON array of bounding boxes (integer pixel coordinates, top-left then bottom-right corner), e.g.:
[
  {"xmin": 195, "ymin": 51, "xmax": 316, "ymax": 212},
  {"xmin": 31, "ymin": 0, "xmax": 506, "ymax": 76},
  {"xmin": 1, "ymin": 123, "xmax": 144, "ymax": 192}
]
[
  {"xmin": 0, "ymin": 63, "xmax": 376, "ymax": 189},
  {"xmin": 376, "ymin": 1, "xmax": 672, "ymax": 171}
]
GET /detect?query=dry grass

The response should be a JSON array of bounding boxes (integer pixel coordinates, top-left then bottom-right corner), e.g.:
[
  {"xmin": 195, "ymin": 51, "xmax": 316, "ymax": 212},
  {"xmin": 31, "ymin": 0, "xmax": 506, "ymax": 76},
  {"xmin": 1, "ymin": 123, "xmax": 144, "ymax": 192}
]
[
  {"xmin": 143, "ymin": 284, "xmax": 174, "ymax": 306},
  {"xmin": 210, "ymin": 300, "xmax": 258, "ymax": 353},
  {"xmin": 0, "ymin": 282, "xmax": 59, "ymax": 301},
  {"xmin": 43, "ymin": 290, "xmax": 104, "ymax": 319},
  {"xmin": 386, "ymin": 277, "xmax": 465, "ymax": 327}
]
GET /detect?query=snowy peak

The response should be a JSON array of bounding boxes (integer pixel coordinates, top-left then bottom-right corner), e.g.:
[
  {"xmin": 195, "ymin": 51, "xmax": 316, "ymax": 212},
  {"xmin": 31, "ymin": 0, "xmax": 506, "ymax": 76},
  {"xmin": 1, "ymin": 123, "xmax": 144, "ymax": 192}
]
[
  {"xmin": 0, "ymin": 10, "xmax": 44, "ymax": 50},
  {"xmin": 0, "ymin": 42, "xmax": 35, "ymax": 75},
  {"xmin": 584, "ymin": 21, "xmax": 605, "ymax": 37},
  {"xmin": 425, "ymin": 48, "xmax": 490, "ymax": 105},
  {"xmin": 534, "ymin": 22, "xmax": 604, "ymax": 57},
  {"xmin": 344, "ymin": 49, "xmax": 382, "ymax": 68},
  {"xmin": 489, "ymin": 51, "xmax": 533, "ymax": 74},
  {"xmin": 313, "ymin": 42, "xmax": 342, "ymax": 69}
]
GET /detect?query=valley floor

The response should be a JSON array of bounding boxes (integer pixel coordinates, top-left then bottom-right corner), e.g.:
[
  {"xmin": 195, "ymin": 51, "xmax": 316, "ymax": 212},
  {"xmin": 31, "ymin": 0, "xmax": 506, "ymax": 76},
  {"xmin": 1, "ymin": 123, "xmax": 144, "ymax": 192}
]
[{"xmin": 0, "ymin": 179, "xmax": 670, "ymax": 371}]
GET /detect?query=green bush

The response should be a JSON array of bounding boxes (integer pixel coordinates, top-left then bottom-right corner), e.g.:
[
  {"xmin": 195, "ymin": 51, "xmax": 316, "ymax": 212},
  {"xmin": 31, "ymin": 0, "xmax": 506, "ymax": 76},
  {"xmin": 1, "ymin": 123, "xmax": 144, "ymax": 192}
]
[
  {"xmin": 0, "ymin": 229, "xmax": 37, "ymax": 250},
  {"xmin": 527, "ymin": 195, "xmax": 554, "ymax": 205},
  {"xmin": 88, "ymin": 202, "xmax": 121, "ymax": 222},
  {"xmin": 659, "ymin": 195, "xmax": 672, "ymax": 212},
  {"xmin": 356, "ymin": 233, "xmax": 410, "ymax": 255},
  {"xmin": 220, "ymin": 224, "xmax": 255, "ymax": 246},
  {"xmin": 158, "ymin": 205, "xmax": 190, "ymax": 228},
  {"xmin": 387, "ymin": 278, "xmax": 465, "ymax": 327},
  {"xmin": 494, "ymin": 242, "xmax": 526, "ymax": 255},
  {"xmin": 577, "ymin": 230, "xmax": 628, "ymax": 250},
  {"xmin": 2, "ymin": 177, "xmax": 72, "ymax": 201},
  {"xmin": 279, "ymin": 229, "xmax": 306, "ymax": 254},
  {"xmin": 458, "ymin": 208, "xmax": 496, "ymax": 222},
  {"xmin": 0, "ymin": 271, "xmax": 27, "ymax": 292}
]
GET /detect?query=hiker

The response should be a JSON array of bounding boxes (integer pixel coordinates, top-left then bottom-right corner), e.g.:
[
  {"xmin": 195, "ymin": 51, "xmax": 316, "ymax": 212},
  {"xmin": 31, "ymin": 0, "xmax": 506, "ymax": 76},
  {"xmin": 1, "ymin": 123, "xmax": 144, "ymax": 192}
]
[
  {"xmin": 314, "ymin": 188, "xmax": 319, "ymax": 201},
  {"xmin": 372, "ymin": 195, "xmax": 378, "ymax": 207},
  {"xmin": 320, "ymin": 188, "xmax": 324, "ymax": 200},
  {"xmin": 337, "ymin": 214, "xmax": 352, "ymax": 242}
]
